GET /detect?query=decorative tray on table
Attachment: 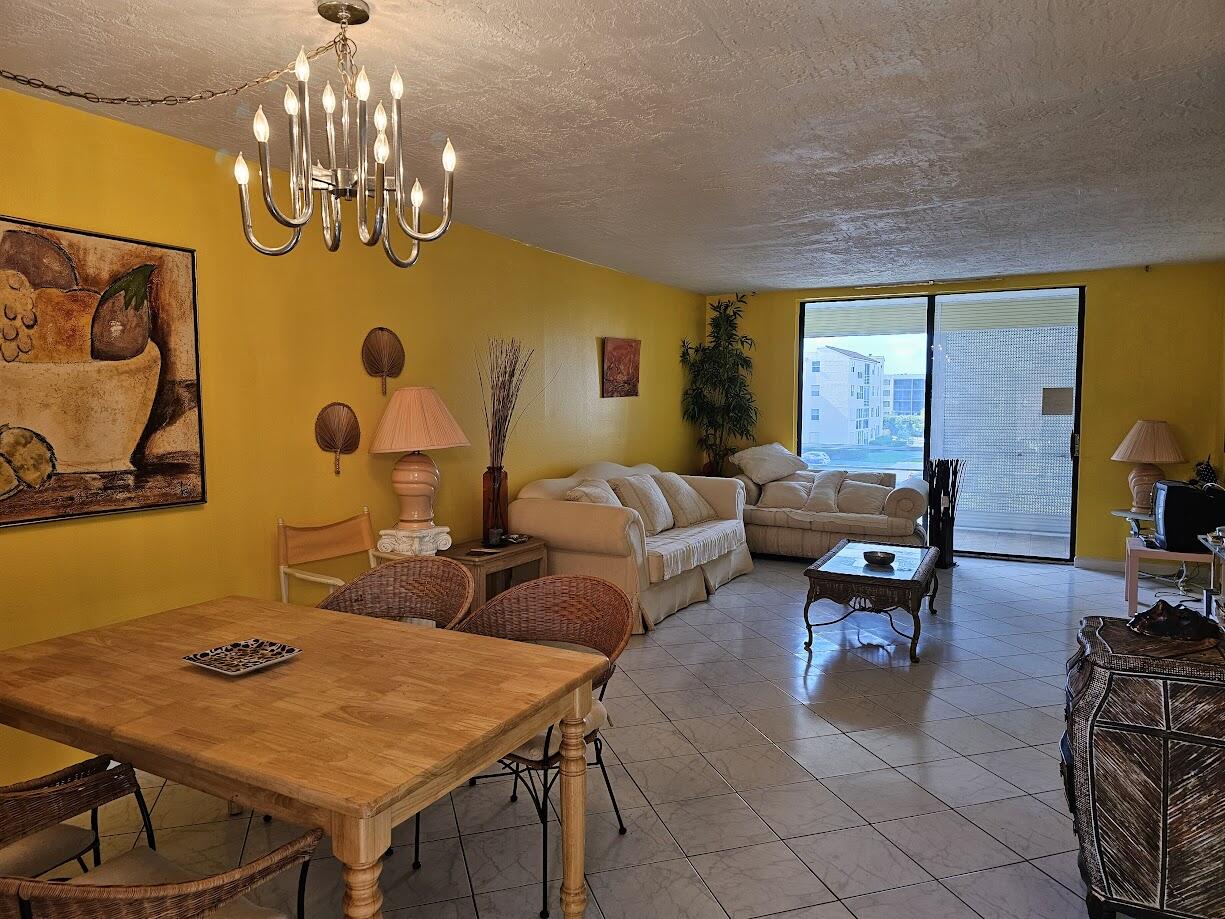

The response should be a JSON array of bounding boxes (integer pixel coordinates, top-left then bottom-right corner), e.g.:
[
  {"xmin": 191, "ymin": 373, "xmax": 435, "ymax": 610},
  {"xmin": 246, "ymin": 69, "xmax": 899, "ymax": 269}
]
[{"xmin": 183, "ymin": 638, "xmax": 301, "ymax": 676}]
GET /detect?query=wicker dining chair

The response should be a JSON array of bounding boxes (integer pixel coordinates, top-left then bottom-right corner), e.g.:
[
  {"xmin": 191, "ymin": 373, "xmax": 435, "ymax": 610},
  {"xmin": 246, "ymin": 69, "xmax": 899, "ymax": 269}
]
[
  {"xmin": 455, "ymin": 575, "xmax": 634, "ymax": 919},
  {"xmin": 318, "ymin": 554, "xmax": 475, "ymax": 870},
  {"xmin": 0, "ymin": 756, "xmax": 156, "ymax": 881},
  {"xmin": 318, "ymin": 556, "xmax": 475, "ymax": 629},
  {"xmin": 0, "ymin": 828, "xmax": 322, "ymax": 919}
]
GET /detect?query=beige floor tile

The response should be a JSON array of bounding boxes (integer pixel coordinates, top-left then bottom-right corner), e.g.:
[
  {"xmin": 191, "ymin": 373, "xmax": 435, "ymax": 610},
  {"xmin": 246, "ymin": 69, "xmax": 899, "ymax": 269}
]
[
  {"xmin": 787, "ymin": 825, "xmax": 931, "ymax": 898},
  {"xmin": 942, "ymin": 862, "xmax": 1086, "ymax": 919},
  {"xmin": 958, "ymin": 796, "xmax": 1076, "ymax": 859},
  {"xmin": 842, "ymin": 880, "xmax": 981, "ymax": 919},
  {"xmin": 820, "ymin": 769, "xmax": 946, "ymax": 822},
  {"xmin": 623, "ymin": 754, "xmax": 732, "ymax": 804},
  {"xmin": 690, "ymin": 841, "xmax": 835, "ymax": 919},
  {"xmin": 671, "ymin": 712, "xmax": 769, "ymax": 753},
  {"xmin": 845, "ymin": 726, "xmax": 960, "ymax": 767},
  {"xmin": 741, "ymin": 781, "xmax": 866, "ymax": 839},
  {"xmin": 655, "ymin": 793, "xmax": 779, "ymax": 856},
  {"xmin": 779, "ymin": 735, "xmax": 890, "ymax": 779},
  {"xmin": 873, "ymin": 809, "xmax": 1022, "ymax": 877},
  {"xmin": 704, "ymin": 743, "xmax": 815, "ymax": 791},
  {"xmin": 897, "ymin": 757, "xmax": 1025, "ymax": 807},
  {"xmin": 587, "ymin": 858, "xmax": 726, "ymax": 919}
]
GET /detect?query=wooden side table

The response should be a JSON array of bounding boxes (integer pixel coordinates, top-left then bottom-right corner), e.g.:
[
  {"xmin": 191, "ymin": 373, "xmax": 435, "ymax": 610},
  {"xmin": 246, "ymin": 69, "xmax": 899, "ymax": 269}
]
[
  {"xmin": 440, "ymin": 537, "xmax": 548, "ymax": 610},
  {"xmin": 1124, "ymin": 535, "xmax": 1211, "ymax": 614}
]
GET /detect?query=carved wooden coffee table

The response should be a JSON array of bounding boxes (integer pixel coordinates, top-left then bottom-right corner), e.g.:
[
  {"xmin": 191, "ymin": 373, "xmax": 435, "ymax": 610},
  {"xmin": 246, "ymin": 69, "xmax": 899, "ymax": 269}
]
[{"xmin": 802, "ymin": 539, "xmax": 939, "ymax": 662}]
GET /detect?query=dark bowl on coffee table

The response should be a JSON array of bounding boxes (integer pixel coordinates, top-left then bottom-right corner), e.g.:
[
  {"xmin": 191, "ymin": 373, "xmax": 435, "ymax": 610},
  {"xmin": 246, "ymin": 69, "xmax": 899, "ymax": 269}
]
[{"xmin": 863, "ymin": 550, "xmax": 896, "ymax": 568}]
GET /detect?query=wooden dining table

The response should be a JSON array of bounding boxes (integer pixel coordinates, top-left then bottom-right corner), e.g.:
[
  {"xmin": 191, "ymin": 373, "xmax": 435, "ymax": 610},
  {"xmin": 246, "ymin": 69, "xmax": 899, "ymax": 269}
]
[{"xmin": 0, "ymin": 595, "xmax": 605, "ymax": 919}]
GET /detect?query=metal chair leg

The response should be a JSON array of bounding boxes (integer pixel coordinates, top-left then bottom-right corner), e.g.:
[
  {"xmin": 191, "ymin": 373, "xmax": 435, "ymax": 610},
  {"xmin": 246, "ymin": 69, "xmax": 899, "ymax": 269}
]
[
  {"xmin": 89, "ymin": 808, "xmax": 102, "ymax": 866},
  {"xmin": 75, "ymin": 855, "xmax": 89, "ymax": 873},
  {"xmin": 413, "ymin": 812, "xmax": 422, "ymax": 869},
  {"xmin": 595, "ymin": 739, "xmax": 626, "ymax": 834},
  {"xmin": 539, "ymin": 792, "xmax": 550, "ymax": 919},
  {"xmin": 511, "ymin": 763, "xmax": 522, "ymax": 802},
  {"xmin": 296, "ymin": 859, "xmax": 311, "ymax": 919},
  {"xmin": 132, "ymin": 786, "xmax": 157, "ymax": 851}
]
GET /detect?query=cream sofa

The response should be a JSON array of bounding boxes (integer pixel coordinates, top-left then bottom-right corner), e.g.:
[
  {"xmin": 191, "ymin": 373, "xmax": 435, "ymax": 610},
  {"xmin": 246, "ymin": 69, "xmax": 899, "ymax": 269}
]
[
  {"xmin": 735, "ymin": 469, "xmax": 928, "ymax": 559},
  {"xmin": 509, "ymin": 462, "xmax": 753, "ymax": 632}
]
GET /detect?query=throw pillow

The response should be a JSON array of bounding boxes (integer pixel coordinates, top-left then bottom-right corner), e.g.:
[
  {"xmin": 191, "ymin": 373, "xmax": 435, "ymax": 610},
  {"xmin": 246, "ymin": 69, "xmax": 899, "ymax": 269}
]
[
  {"xmin": 837, "ymin": 480, "xmax": 891, "ymax": 515},
  {"xmin": 758, "ymin": 480, "xmax": 811, "ymax": 510},
  {"xmin": 608, "ymin": 475, "xmax": 675, "ymax": 535},
  {"xmin": 652, "ymin": 472, "xmax": 716, "ymax": 527},
  {"xmin": 730, "ymin": 442, "xmax": 808, "ymax": 485},
  {"xmin": 564, "ymin": 479, "xmax": 622, "ymax": 506},
  {"xmin": 802, "ymin": 470, "xmax": 846, "ymax": 512}
]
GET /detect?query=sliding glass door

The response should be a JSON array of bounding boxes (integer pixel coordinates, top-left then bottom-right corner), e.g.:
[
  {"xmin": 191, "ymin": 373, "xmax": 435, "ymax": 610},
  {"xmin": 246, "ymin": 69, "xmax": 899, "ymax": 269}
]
[
  {"xmin": 799, "ymin": 297, "xmax": 928, "ymax": 477},
  {"xmin": 930, "ymin": 288, "xmax": 1082, "ymax": 560},
  {"xmin": 799, "ymin": 288, "xmax": 1083, "ymax": 561}
]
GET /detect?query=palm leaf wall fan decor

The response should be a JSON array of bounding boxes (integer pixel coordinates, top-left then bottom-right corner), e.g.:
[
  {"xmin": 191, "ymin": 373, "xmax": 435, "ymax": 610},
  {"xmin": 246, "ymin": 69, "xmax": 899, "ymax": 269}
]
[
  {"xmin": 315, "ymin": 402, "xmax": 360, "ymax": 475},
  {"xmin": 362, "ymin": 327, "xmax": 405, "ymax": 395}
]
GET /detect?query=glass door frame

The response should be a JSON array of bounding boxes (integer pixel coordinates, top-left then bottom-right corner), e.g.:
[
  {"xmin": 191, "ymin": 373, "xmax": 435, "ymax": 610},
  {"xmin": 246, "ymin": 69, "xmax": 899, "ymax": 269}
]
[{"xmin": 796, "ymin": 286, "xmax": 1086, "ymax": 563}]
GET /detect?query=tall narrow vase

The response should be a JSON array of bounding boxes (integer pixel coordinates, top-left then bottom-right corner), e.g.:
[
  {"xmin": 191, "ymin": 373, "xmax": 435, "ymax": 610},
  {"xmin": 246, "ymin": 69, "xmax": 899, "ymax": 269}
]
[{"xmin": 482, "ymin": 465, "xmax": 509, "ymax": 547}]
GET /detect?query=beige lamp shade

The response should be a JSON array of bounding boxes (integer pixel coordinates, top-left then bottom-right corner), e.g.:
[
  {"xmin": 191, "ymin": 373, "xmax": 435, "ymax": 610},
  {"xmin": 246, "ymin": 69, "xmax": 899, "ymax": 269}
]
[
  {"xmin": 370, "ymin": 387, "xmax": 469, "ymax": 531},
  {"xmin": 1111, "ymin": 420, "xmax": 1185, "ymax": 513},
  {"xmin": 370, "ymin": 386, "xmax": 469, "ymax": 454},
  {"xmin": 1111, "ymin": 420, "xmax": 1185, "ymax": 464}
]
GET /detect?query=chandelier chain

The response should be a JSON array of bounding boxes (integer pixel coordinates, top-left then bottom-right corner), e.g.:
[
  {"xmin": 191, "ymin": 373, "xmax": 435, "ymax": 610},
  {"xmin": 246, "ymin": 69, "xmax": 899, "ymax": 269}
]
[{"xmin": 0, "ymin": 37, "xmax": 343, "ymax": 107}]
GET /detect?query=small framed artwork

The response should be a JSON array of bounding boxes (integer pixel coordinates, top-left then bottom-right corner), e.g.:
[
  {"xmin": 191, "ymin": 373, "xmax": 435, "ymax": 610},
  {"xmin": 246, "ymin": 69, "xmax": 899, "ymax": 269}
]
[
  {"xmin": 601, "ymin": 337, "xmax": 641, "ymax": 398},
  {"xmin": 0, "ymin": 215, "xmax": 205, "ymax": 527}
]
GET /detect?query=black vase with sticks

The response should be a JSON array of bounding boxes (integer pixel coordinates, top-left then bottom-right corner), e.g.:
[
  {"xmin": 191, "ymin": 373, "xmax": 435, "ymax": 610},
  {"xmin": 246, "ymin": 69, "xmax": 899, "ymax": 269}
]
[
  {"xmin": 478, "ymin": 338, "xmax": 534, "ymax": 547},
  {"xmin": 927, "ymin": 458, "xmax": 962, "ymax": 569}
]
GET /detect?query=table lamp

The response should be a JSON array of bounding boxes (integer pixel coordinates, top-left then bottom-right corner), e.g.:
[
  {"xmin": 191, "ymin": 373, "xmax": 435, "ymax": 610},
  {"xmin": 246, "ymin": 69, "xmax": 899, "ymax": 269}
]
[
  {"xmin": 1111, "ymin": 420, "xmax": 1185, "ymax": 513},
  {"xmin": 370, "ymin": 386, "xmax": 469, "ymax": 555}
]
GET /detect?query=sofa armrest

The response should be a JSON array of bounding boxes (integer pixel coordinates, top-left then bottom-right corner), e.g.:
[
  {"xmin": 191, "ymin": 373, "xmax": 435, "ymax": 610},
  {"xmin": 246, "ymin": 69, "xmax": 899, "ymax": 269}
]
[
  {"xmin": 509, "ymin": 498, "xmax": 647, "ymax": 558},
  {"xmin": 680, "ymin": 475, "xmax": 745, "ymax": 520},
  {"xmin": 732, "ymin": 474, "xmax": 761, "ymax": 507},
  {"xmin": 883, "ymin": 475, "xmax": 928, "ymax": 520}
]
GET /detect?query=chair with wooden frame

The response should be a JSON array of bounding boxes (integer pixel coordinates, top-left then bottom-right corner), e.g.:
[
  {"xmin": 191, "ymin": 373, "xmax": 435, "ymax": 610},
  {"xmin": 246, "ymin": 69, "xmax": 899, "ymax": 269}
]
[
  {"xmin": 0, "ymin": 827, "xmax": 322, "ymax": 919},
  {"xmin": 277, "ymin": 506, "xmax": 399, "ymax": 603},
  {"xmin": 317, "ymin": 555, "xmax": 474, "ymax": 870},
  {"xmin": 454, "ymin": 576, "xmax": 633, "ymax": 919},
  {"xmin": 0, "ymin": 755, "xmax": 156, "ymax": 881}
]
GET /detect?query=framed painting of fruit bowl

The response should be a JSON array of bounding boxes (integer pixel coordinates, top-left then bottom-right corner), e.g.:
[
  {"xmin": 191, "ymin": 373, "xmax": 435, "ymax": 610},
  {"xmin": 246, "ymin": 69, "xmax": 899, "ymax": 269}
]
[{"xmin": 0, "ymin": 216, "xmax": 204, "ymax": 527}]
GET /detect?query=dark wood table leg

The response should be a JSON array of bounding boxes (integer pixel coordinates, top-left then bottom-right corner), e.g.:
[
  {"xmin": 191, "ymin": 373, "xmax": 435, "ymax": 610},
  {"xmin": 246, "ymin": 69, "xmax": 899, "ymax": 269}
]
[
  {"xmin": 802, "ymin": 583, "xmax": 818, "ymax": 651},
  {"xmin": 906, "ymin": 602, "xmax": 921, "ymax": 663},
  {"xmin": 928, "ymin": 573, "xmax": 939, "ymax": 616}
]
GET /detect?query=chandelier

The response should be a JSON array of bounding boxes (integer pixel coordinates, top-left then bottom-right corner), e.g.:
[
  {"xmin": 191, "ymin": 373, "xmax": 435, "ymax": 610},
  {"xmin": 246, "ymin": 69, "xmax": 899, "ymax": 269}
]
[{"xmin": 233, "ymin": 1, "xmax": 455, "ymax": 266}]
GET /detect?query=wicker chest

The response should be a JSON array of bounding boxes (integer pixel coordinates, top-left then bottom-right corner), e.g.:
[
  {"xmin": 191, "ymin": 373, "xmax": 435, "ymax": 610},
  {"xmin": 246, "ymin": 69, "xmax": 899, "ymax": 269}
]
[{"xmin": 1063, "ymin": 617, "xmax": 1225, "ymax": 919}]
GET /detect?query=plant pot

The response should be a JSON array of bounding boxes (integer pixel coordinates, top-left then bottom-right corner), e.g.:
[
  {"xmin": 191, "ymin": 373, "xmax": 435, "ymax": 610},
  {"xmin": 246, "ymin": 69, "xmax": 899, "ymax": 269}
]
[
  {"xmin": 482, "ymin": 465, "xmax": 509, "ymax": 546},
  {"xmin": 0, "ymin": 343, "xmax": 161, "ymax": 472}
]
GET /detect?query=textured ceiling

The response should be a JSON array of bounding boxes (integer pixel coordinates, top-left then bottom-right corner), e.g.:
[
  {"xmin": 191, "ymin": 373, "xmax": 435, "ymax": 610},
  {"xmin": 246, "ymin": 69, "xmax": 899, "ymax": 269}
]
[{"xmin": 6, "ymin": 1, "xmax": 1225, "ymax": 292}]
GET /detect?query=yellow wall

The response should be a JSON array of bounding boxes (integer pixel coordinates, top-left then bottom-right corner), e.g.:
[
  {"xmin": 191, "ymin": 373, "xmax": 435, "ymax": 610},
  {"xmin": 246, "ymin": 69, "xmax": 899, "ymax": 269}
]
[
  {"xmin": 737, "ymin": 263, "xmax": 1225, "ymax": 565},
  {"xmin": 0, "ymin": 87, "xmax": 703, "ymax": 781}
]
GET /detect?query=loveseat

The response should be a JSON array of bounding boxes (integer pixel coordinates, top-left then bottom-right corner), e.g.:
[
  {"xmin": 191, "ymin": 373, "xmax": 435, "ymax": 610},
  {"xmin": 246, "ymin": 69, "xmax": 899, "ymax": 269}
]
[
  {"xmin": 508, "ymin": 462, "xmax": 753, "ymax": 632},
  {"xmin": 735, "ymin": 469, "xmax": 928, "ymax": 559}
]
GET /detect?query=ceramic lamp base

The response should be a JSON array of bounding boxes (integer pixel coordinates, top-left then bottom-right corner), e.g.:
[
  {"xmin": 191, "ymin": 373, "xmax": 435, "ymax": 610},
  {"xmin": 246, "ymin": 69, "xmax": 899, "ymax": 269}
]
[
  {"xmin": 1128, "ymin": 462, "xmax": 1165, "ymax": 514},
  {"xmin": 391, "ymin": 450, "xmax": 441, "ymax": 529},
  {"xmin": 377, "ymin": 526, "xmax": 452, "ymax": 556}
]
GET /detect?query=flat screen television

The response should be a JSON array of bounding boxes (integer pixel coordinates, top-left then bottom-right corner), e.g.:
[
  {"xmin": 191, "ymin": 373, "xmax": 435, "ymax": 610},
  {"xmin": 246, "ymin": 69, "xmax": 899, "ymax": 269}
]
[{"xmin": 1153, "ymin": 480, "xmax": 1225, "ymax": 552}]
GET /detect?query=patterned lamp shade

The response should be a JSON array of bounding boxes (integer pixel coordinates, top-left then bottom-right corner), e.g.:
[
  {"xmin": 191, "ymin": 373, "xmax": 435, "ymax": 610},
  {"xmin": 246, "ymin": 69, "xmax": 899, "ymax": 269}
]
[
  {"xmin": 370, "ymin": 386, "xmax": 469, "ymax": 454},
  {"xmin": 1111, "ymin": 420, "xmax": 1185, "ymax": 464}
]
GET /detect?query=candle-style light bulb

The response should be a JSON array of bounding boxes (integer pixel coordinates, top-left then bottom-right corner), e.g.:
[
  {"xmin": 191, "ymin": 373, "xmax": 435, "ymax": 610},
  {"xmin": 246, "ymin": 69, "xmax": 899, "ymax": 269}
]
[
  {"xmin": 321, "ymin": 82, "xmax": 336, "ymax": 114},
  {"xmin": 253, "ymin": 106, "xmax": 270, "ymax": 142},
  {"xmin": 390, "ymin": 68, "xmax": 404, "ymax": 100},
  {"xmin": 373, "ymin": 132, "xmax": 390, "ymax": 165},
  {"xmin": 355, "ymin": 67, "xmax": 370, "ymax": 101},
  {"xmin": 294, "ymin": 47, "xmax": 310, "ymax": 81},
  {"xmin": 410, "ymin": 178, "xmax": 424, "ymax": 208},
  {"xmin": 373, "ymin": 102, "xmax": 388, "ymax": 132},
  {"xmin": 442, "ymin": 138, "xmax": 456, "ymax": 172},
  {"xmin": 283, "ymin": 85, "xmax": 299, "ymax": 116},
  {"xmin": 233, "ymin": 152, "xmax": 249, "ymax": 185}
]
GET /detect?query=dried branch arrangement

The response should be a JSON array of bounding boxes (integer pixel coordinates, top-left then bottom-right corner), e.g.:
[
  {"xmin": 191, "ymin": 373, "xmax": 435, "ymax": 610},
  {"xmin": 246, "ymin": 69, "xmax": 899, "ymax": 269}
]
[{"xmin": 477, "ymin": 337, "xmax": 534, "ymax": 468}]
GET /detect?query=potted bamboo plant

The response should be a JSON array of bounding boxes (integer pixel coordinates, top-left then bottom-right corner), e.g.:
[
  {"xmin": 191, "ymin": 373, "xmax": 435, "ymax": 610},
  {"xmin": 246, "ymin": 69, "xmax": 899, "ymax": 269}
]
[{"xmin": 680, "ymin": 293, "xmax": 758, "ymax": 475}]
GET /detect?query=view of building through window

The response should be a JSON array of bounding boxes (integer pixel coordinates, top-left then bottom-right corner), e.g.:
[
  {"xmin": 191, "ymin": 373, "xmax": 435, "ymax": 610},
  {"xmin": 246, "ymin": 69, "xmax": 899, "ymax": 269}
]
[{"xmin": 799, "ymin": 297, "xmax": 928, "ymax": 475}]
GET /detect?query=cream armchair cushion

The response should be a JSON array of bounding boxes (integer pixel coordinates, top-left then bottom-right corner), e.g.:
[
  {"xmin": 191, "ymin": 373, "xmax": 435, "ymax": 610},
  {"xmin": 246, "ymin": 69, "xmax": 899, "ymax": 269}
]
[
  {"xmin": 731, "ymin": 442, "xmax": 808, "ymax": 484},
  {"xmin": 608, "ymin": 475, "xmax": 674, "ymax": 535},
  {"xmin": 654, "ymin": 472, "xmax": 716, "ymax": 527},
  {"xmin": 564, "ymin": 479, "xmax": 621, "ymax": 506}
]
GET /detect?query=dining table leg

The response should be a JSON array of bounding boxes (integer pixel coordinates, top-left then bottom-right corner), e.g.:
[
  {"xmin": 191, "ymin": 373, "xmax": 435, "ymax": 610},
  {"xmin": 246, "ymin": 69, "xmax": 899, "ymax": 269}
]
[
  {"xmin": 334, "ymin": 815, "xmax": 390, "ymax": 919},
  {"xmin": 559, "ymin": 683, "xmax": 592, "ymax": 919}
]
